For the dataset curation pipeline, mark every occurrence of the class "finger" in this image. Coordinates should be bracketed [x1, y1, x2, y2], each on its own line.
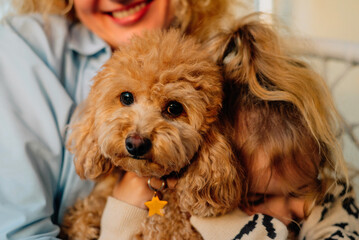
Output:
[166, 178, 178, 189]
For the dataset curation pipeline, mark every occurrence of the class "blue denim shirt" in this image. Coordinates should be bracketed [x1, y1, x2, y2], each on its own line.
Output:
[0, 14, 111, 239]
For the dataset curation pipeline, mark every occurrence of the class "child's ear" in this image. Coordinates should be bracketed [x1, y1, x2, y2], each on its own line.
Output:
[177, 126, 242, 217]
[66, 101, 113, 180]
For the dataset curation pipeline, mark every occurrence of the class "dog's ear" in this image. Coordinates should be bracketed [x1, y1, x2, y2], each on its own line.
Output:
[177, 126, 242, 217]
[66, 101, 113, 180]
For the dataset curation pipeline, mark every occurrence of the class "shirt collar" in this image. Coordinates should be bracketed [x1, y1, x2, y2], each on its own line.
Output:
[68, 22, 110, 56]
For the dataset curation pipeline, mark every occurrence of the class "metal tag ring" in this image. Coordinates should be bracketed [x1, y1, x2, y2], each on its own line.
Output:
[147, 177, 166, 192]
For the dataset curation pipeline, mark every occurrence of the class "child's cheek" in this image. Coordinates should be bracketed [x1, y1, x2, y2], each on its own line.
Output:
[288, 197, 306, 220]
[243, 197, 296, 226]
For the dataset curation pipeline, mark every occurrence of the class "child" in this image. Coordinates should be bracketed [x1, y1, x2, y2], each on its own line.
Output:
[226, 84, 359, 239]
[215, 14, 359, 239]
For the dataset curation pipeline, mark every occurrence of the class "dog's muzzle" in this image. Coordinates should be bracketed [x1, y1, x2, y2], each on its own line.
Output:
[125, 134, 152, 157]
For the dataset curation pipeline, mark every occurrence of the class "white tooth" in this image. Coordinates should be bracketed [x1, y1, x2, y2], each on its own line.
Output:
[124, 10, 131, 17]
[113, 2, 147, 19]
[129, 8, 136, 15]
[113, 11, 124, 18]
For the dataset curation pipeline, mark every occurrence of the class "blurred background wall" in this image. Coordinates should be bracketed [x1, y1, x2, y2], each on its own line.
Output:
[276, 0, 359, 43]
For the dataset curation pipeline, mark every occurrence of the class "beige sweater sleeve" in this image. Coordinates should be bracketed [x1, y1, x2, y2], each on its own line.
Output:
[190, 208, 288, 240]
[99, 197, 288, 240]
[99, 196, 148, 240]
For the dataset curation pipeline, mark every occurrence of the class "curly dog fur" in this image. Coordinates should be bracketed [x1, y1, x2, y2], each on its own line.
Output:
[61, 29, 242, 239]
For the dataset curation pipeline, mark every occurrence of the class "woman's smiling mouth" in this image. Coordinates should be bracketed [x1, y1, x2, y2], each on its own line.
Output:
[108, 0, 154, 26]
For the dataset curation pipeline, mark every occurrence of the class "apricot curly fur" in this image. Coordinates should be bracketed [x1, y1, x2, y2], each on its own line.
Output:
[62, 29, 242, 239]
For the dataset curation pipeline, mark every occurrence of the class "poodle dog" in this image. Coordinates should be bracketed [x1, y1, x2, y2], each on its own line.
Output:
[61, 29, 242, 240]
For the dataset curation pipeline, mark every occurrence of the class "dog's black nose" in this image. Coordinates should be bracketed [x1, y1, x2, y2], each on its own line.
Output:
[125, 134, 152, 157]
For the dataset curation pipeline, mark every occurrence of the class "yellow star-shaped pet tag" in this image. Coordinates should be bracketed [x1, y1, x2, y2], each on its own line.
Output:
[145, 195, 168, 217]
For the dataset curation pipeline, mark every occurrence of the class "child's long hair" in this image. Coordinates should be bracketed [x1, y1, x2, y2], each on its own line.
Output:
[230, 85, 324, 215]
[208, 13, 348, 207]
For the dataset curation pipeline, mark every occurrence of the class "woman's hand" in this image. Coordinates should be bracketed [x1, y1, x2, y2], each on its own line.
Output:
[112, 172, 177, 209]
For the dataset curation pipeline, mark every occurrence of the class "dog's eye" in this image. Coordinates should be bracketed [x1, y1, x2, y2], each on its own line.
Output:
[165, 101, 183, 117]
[120, 92, 134, 106]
